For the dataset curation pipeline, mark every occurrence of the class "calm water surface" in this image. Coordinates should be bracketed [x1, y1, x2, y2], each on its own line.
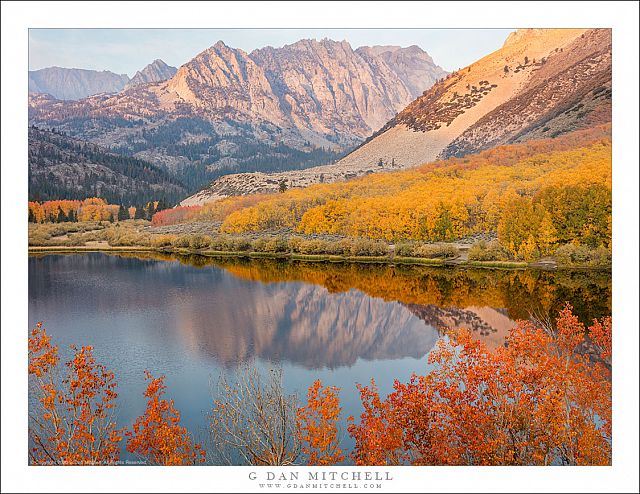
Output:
[28, 252, 611, 460]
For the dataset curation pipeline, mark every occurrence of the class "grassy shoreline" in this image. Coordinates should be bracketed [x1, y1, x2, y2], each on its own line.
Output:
[28, 221, 611, 271]
[28, 245, 156, 252]
[27, 244, 610, 271]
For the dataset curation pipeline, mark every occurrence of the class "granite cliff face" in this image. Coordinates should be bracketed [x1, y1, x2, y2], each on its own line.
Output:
[28, 67, 130, 100]
[184, 29, 611, 205]
[29, 39, 446, 191]
[124, 59, 177, 89]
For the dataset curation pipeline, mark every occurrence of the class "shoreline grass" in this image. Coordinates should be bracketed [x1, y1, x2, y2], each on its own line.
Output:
[28, 246, 156, 253]
[28, 245, 611, 271]
[29, 221, 610, 271]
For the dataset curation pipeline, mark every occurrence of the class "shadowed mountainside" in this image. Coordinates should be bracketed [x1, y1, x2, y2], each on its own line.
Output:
[28, 126, 186, 204]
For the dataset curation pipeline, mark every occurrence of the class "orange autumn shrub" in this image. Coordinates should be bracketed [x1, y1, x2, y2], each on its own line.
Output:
[297, 380, 344, 465]
[76, 198, 116, 222]
[589, 316, 612, 364]
[348, 304, 611, 466]
[126, 371, 206, 465]
[28, 200, 82, 223]
[28, 323, 123, 465]
[151, 205, 202, 226]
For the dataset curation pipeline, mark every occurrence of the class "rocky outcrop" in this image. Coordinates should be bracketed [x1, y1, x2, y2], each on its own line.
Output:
[356, 44, 446, 99]
[28, 66, 130, 100]
[249, 39, 447, 142]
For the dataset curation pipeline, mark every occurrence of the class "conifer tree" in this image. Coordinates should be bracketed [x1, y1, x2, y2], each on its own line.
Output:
[118, 205, 128, 221]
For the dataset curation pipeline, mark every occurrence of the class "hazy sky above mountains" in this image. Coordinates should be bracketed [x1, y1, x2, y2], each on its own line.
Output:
[29, 28, 513, 75]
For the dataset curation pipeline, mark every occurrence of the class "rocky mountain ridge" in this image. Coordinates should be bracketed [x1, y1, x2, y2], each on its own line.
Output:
[124, 59, 177, 89]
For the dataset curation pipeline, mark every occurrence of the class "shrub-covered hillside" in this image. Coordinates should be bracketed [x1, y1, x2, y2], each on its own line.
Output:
[153, 125, 611, 261]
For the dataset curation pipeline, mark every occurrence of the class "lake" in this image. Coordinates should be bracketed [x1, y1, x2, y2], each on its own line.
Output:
[28, 252, 611, 462]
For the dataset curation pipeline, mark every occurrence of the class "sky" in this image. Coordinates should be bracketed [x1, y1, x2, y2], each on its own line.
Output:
[29, 28, 513, 76]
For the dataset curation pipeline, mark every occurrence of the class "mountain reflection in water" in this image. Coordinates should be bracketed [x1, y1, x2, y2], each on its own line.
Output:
[29, 252, 611, 371]
[174, 281, 438, 368]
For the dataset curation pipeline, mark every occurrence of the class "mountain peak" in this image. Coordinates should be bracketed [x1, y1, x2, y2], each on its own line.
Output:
[284, 37, 353, 51]
[150, 58, 169, 67]
[357, 45, 402, 56]
[503, 28, 544, 47]
[357, 44, 432, 61]
[30, 35, 451, 194]
[356, 44, 442, 95]
[125, 59, 177, 89]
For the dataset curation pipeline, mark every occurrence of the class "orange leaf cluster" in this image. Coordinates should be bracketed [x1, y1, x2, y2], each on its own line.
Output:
[28, 197, 121, 223]
[150, 194, 275, 226]
[29, 325, 205, 466]
[151, 205, 201, 226]
[297, 380, 344, 465]
[347, 380, 405, 465]
[125, 371, 206, 465]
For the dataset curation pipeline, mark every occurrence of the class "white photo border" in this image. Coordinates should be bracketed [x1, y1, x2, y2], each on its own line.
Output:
[2, 1, 638, 493]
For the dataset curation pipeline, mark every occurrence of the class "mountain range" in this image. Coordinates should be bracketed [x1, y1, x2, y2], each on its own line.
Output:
[183, 28, 611, 205]
[28, 39, 447, 193]
[28, 59, 177, 100]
